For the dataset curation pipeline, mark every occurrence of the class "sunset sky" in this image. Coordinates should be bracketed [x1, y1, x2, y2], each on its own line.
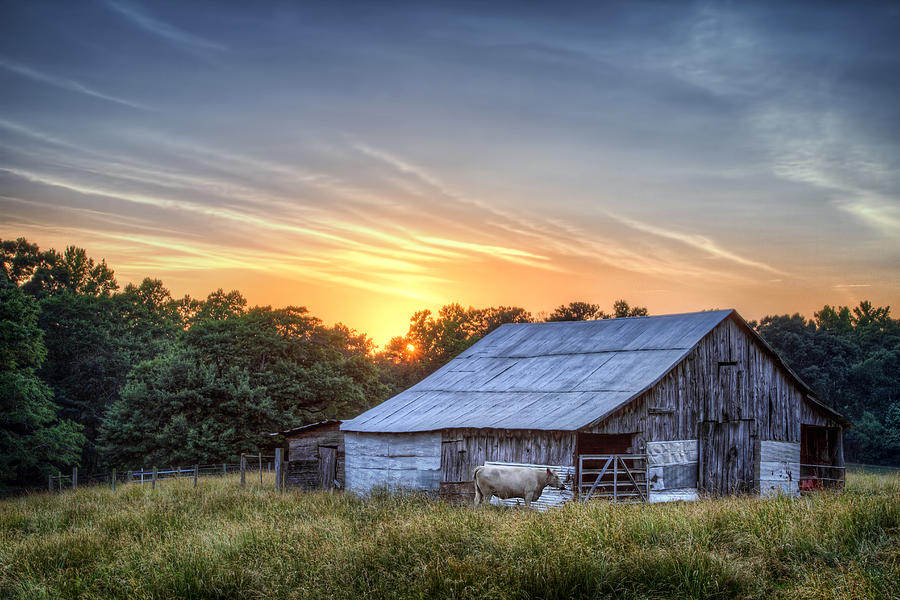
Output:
[2, 1, 899, 346]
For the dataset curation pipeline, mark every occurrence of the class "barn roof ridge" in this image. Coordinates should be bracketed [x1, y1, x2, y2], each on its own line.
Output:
[457, 347, 698, 359]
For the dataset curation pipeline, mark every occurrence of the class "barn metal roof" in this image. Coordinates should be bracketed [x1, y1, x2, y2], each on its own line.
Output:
[342, 310, 736, 433]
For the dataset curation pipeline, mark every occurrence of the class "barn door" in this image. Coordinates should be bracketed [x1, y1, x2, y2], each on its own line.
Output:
[318, 446, 337, 489]
[698, 421, 755, 495]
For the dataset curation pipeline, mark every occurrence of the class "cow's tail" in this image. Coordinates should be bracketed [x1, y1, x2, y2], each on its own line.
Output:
[473, 466, 485, 506]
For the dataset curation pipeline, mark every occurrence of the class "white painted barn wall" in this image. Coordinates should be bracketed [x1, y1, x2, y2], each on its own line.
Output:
[756, 440, 801, 497]
[344, 432, 442, 494]
[646, 440, 699, 503]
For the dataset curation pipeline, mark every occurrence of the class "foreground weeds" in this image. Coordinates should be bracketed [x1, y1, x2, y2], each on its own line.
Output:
[0, 471, 898, 599]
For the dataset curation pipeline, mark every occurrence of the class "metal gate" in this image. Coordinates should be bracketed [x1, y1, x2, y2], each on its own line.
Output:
[578, 454, 648, 502]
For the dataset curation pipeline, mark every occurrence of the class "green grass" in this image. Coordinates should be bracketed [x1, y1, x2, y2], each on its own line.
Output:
[1, 471, 898, 600]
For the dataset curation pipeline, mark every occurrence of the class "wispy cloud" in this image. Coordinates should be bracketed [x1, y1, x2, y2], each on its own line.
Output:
[0, 57, 151, 111]
[836, 196, 900, 235]
[105, 1, 226, 52]
[605, 211, 787, 275]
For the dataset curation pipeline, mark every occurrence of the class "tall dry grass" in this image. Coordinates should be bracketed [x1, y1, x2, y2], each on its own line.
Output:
[1, 470, 897, 599]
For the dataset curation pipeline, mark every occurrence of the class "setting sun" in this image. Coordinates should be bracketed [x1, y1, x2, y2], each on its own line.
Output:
[406, 344, 416, 353]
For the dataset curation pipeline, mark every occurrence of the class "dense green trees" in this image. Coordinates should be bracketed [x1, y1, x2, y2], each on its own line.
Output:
[98, 307, 385, 467]
[0, 286, 84, 490]
[1, 238, 390, 487]
[1, 238, 117, 298]
[547, 299, 649, 321]
[754, 302, 900, 464]
[36, 282, 183, 472]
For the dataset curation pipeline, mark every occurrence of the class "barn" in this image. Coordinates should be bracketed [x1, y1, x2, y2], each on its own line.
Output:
[340, 309, 848, 502]
[272, 420, 345, 490]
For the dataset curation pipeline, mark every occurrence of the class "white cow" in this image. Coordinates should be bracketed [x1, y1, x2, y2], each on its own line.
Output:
[473, 465, 563, 508]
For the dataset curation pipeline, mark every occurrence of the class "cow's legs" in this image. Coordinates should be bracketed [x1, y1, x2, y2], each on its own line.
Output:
[524, 491, 533, 508]
[474, 485, 482, 506]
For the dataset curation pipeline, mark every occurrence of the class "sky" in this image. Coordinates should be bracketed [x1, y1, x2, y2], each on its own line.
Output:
[2, 1, 899, 346]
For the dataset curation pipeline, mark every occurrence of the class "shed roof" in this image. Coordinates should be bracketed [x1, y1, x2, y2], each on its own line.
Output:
[269, 420, 341, 437]
[343, 310, 741, 433]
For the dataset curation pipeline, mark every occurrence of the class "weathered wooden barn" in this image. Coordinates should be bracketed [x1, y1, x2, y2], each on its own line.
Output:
[340, 310, 848, 501]
[275, 420, 345, 490]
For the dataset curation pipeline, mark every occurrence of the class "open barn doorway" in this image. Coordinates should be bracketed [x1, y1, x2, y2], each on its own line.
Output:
[800, 425, 844, 490]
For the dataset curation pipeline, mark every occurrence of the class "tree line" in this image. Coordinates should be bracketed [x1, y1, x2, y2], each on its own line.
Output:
[753, 306, 900, 464]
[1, 237, 897, 491]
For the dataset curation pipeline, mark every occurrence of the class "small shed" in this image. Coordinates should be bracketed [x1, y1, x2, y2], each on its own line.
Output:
[341, 310, 849, 501]
[274, 420, 345, 490]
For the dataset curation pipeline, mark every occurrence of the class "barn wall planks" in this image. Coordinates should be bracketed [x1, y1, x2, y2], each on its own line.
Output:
[593, 316, 842, 445]
[344, 431, 441, 493]
[286, 425, 345, 490]
[440, 429, 575, 483]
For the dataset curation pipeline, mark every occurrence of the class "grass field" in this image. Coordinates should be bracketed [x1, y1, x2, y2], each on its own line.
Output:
[1, 470, 898, 600]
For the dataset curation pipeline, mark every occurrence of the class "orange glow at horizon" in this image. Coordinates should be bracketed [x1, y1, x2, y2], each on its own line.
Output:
[3, 223, 896, 352]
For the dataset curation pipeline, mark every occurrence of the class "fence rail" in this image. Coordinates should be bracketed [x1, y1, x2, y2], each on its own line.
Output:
[800, 463, 846, 490]
[48, 449, 288, 493]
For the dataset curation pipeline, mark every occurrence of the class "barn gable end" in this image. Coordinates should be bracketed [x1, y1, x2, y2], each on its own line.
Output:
[586, 314, 845, 497]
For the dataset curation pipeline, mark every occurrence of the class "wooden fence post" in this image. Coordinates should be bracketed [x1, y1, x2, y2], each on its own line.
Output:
[275, 448, 282, 492]
[152, 466, 158, 490]
[112, 469, 117, 492]
[194, 464, 199, 488]
[176, 466, 180, 479]
[72, 467, 78, 490]
[223, 463, 227, 476]
[258, 454, 263, 488]
[240, 454, 246, 487]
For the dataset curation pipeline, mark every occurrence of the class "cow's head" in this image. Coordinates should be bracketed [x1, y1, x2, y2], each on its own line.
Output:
[545, 468, 563, 490]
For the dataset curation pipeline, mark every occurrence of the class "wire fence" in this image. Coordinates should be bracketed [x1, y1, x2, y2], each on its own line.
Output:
[48, 451, 288, 493]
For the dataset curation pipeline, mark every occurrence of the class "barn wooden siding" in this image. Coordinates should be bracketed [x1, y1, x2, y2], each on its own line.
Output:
[587, 317, 842, 446]
[344, 432, 441, 493]
[440, 428, 575, 483]
[285, 422, 345, 490]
